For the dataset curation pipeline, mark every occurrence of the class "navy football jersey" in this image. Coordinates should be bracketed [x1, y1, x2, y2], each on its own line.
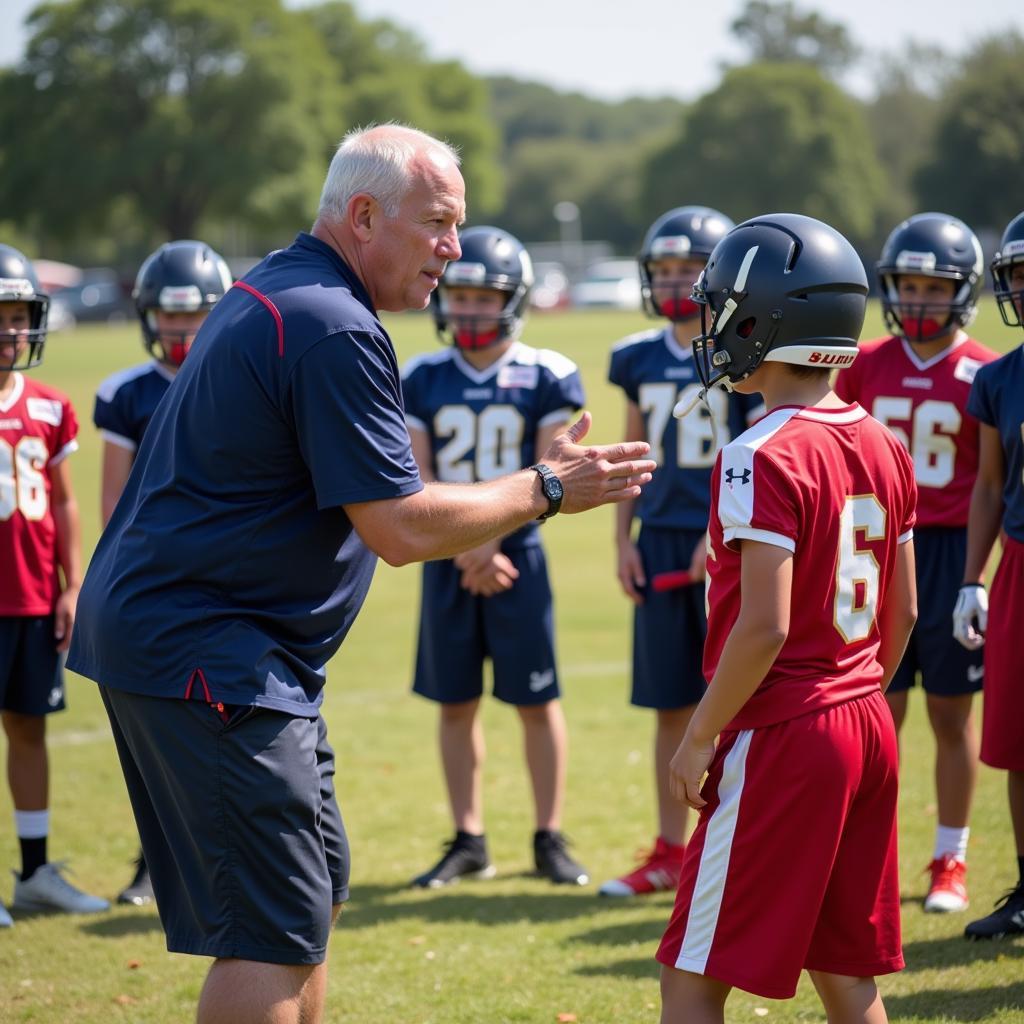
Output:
[608, 327, 761, 530]
[93, 361, 175, 450]
[402, 342, 584, 549]
[968, 344, 1024, 543]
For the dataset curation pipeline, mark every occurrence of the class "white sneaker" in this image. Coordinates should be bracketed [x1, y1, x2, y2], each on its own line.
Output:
[0, 899, 12, 927]
[12, 863, 110, 914]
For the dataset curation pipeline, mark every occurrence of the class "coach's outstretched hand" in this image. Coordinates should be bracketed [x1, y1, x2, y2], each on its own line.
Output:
[540, 412, 655, 514]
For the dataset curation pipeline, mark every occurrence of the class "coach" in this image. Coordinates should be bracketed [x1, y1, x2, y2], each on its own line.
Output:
[68, 124, 653, 1024]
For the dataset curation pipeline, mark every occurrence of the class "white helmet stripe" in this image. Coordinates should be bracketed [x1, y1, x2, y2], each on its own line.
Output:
[734, 245, 759, 292]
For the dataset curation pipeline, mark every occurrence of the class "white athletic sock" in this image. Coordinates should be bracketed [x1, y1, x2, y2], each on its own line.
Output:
[14, 809, 49, 839]
[934, 824, 969, 862]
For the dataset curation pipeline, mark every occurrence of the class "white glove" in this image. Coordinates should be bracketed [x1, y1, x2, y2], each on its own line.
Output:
[953, 584, 988, 650]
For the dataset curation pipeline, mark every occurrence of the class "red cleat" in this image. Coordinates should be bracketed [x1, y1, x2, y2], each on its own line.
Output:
[598, 837, 685, 897]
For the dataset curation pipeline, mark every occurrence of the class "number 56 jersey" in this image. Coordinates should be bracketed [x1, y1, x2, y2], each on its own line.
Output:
[704, 404, 917, 730]
[401, 342, 584, 548]
[0, 373, 79, 615]
[834, 334, 997, 527]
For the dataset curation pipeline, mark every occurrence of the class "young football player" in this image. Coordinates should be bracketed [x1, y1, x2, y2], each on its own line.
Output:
[834, 213, 997, 913]
[954, 210, 1024, 940]
[658, 214, 918, 1024]
[0, 244, 108, 926]
[402, 226, 589, 888]
[601, 207, 763, 897]
[93, 239, 231, 905]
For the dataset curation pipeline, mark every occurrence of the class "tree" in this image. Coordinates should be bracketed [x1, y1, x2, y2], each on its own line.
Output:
[640, 63, 887, 248]
[914, 33, 1024, 232]
[730, 0, 858, 77]
[0, 0, 341, 245]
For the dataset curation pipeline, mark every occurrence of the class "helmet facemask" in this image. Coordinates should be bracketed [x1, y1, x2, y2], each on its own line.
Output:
[992, 240, 1024, 329]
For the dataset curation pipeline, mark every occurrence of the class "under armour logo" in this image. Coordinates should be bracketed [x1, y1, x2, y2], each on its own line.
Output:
[724, 468, 751, 485]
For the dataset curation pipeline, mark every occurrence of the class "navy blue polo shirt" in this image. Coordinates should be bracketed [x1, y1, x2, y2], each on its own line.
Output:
[68, 233, 423, 714]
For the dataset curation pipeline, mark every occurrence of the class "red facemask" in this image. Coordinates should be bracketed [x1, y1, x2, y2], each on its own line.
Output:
[454, 327, 501, 351]
[659, 296, 700, 321]
[900, 316, 945, 341]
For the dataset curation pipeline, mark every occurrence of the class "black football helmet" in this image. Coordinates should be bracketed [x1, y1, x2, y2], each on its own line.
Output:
[640, 206, 734, 322]
[133, 240, 232, 365]
[431, 226, 533, 350]
[0, 244, 49, 371]
[689, 213, 868, 394]
[991, 211, 1024, 329]
[877, 213, 983, 342]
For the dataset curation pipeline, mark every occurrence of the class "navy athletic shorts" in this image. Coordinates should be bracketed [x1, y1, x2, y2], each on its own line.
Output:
[889, 526, 984, 697]
[413, 544, 560, 706]
[0, 615, 65, 715]
[100, 686, 349, 965]
[631, 526, 708, 710]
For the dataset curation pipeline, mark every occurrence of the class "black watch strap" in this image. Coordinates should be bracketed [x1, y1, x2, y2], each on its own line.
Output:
[530, 463, 563, 521]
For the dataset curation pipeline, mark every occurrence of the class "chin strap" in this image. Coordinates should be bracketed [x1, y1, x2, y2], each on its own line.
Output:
[673, 381, 733, 454]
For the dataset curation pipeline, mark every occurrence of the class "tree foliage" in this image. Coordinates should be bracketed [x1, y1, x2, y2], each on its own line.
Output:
[913, 33, 1024, 232]
[729, 0, 858, 76]
[640, 63, 886, 247]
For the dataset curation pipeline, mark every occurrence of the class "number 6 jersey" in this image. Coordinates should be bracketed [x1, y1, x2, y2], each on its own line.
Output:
[704, 403, 917, 730]
[834, 332, 997, 527]
[0, 373, 79, 615]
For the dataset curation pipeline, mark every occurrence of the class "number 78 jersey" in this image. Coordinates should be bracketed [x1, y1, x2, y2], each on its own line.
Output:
[0, 373, 79, 615]
[834, 334, 997, 527]
[704, 404, 917, 731]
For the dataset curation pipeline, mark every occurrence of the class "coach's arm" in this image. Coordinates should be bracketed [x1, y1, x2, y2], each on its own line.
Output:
[345, 412, 654, 567]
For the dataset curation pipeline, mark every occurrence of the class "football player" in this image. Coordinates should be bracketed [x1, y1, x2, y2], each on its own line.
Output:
[0, 245, 108, 926]
[93, 239, 231, 904]
[954, 210, 1024, 940]
[402, 226, 589, 888]
[659, 213, 917, 1023]
[601, 207, 762, 897]
[834, 213, 998, 914]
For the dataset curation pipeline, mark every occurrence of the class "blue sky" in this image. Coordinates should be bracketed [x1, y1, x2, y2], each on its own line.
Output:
[3, 0, 1020, 100]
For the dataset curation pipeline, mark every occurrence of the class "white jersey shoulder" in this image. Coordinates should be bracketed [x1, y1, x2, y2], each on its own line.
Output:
[95, 362, 165, 404]
[513, 343, 578, 380]
[400, 348, 453, 380]
[609, 327, 664, 355]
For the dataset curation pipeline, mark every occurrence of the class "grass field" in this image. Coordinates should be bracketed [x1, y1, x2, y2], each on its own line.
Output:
[1, 303, 1022, 1023]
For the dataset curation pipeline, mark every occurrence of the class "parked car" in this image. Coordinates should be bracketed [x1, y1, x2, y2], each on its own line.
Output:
[569, 259, 642, 310]
[529, 260, 571, 311]
[50, 269, 133, 326]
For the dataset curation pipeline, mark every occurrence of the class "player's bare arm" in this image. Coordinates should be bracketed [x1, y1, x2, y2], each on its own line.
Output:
[669, 540, 792, 809]
[99, 441, 135, 528]
[347, 412, 654, 566]
[614, 400, 647, 603]
[877, 539, 918, 690]
[962, 423, 1006, 585]
[49, 457, 82, 652]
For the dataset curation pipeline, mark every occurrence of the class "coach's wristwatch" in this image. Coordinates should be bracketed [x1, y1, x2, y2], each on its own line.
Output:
[529, 463, 563, 521]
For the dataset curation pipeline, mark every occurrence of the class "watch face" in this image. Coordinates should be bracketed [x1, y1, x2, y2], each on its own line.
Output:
[546, 477, 564, 501]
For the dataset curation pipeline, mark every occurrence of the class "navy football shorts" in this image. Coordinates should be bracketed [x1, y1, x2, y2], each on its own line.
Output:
[101, 686, 349, 965]
[888, 526, 983, 697]
[631, 526, 708, 710]
[413, 544, 560, 706]
[0, 615, 65, 716]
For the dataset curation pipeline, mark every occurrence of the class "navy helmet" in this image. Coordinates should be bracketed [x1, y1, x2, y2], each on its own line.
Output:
[133, 240, 232, 365]
[877, 213, 983, 342]
[431, 226, 533, 350]
[690, 213, 868, 393]
[991, 211, 1024, 329]
[0, 244, 49, 371]
[640, 206, 734, 322]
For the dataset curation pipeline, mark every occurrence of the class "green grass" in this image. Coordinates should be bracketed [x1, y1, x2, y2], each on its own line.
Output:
[1, 305, 1022, 1023]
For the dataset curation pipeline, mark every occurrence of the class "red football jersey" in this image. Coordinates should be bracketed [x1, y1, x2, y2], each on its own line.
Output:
[834, 333, 998, 527]
[704, 404, 917, 730]
[0, 373, 79, 615]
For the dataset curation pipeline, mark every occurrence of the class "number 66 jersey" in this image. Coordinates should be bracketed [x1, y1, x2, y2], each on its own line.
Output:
[704, 404, 917, 730]
[0, 373, 79, 615]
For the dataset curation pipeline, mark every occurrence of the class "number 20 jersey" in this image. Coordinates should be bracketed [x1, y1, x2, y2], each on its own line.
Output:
[401, 342, 585, 548]
[834, 334, 998, 527]
[0, 373, 79, 615]
[705, 404, 917, 730]
[608, 327, 761, 530]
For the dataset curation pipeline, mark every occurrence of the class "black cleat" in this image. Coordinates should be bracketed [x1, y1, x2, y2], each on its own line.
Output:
[964, 884, 1024, 940]
[117, 855, 155, 907]
[411, 833, 495, 889]
[534, 830, 589, 886]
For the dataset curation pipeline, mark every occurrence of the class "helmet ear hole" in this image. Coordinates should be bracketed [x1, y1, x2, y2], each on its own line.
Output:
[737, 317, 756, 339]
